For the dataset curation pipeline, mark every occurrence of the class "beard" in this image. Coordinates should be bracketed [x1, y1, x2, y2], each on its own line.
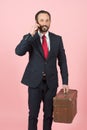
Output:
[39, 25, 49, 33]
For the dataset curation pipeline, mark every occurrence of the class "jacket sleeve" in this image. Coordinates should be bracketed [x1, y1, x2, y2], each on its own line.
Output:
[15, 33, 33, 56]
[57, 36, 68, 85]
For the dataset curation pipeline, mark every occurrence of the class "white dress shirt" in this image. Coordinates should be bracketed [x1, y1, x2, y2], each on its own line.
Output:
[38, 31, 50, 51]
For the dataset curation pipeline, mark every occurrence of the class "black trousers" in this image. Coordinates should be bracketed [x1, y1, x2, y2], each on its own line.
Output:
[28, 80, 57, 130]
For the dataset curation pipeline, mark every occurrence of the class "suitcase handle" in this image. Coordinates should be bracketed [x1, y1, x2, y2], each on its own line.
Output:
[63, 88, 69, 94]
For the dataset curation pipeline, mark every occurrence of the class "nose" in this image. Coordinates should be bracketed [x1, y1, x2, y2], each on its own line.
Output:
[43, 20, 47, 25]
[43, 23, 46, 26]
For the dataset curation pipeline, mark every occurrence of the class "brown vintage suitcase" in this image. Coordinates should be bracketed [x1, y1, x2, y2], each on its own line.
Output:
[53, 89, 77, 123]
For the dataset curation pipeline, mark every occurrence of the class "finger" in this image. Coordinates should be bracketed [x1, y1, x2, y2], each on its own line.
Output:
[66, 87, 69, 93]
[34, 25, 39, 31]
[35, 23, 40, 27]
[63, 88, 66, 94]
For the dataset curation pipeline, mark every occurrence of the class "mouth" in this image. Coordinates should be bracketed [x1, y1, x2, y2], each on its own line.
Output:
[42, 26, 48, 30]
[39, 25, 49, 32]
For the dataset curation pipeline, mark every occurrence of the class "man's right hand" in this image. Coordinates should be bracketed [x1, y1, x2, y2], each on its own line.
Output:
[30, 23, 40, 36]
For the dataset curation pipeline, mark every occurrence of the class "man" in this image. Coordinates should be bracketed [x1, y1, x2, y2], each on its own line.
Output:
[15, 10, 69, 130]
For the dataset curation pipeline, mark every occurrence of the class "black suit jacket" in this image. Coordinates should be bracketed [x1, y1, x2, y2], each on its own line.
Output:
[15, 32, 68, 89]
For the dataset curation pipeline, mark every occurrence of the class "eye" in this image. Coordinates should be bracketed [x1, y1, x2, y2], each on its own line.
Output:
[46, 19, 49, 22]
[40, 19, 44, 22]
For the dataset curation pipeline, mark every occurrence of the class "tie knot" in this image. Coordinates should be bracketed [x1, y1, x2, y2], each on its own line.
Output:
[42, 35, 46, 39]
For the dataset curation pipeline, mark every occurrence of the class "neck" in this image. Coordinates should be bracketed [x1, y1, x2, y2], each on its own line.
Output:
[40, 31, 48, 35]
[41, 32, 47, 35]
[39, 30, 48, 35]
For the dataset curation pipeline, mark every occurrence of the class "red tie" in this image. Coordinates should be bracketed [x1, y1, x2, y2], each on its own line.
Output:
[42, 35, 48, 59]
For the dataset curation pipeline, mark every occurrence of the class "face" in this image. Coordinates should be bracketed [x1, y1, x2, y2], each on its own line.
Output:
[37, 13, 51, 33]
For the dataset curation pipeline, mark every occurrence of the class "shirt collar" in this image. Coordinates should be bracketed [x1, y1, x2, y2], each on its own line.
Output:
[38, 31, 49, 39]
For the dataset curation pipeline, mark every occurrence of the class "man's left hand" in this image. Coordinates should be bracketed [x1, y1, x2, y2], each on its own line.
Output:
[62, 85, 69, 94]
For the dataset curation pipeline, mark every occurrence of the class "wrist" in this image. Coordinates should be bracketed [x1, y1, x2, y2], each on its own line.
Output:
[30, 32, 35, 36]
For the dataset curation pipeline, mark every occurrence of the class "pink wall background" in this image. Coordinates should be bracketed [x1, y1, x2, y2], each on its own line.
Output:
[0, 0, 87, 130]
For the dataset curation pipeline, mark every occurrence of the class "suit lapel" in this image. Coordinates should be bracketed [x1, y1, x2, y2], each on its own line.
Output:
[33, 33, 44, 58]
[47, 32, 54, 60]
